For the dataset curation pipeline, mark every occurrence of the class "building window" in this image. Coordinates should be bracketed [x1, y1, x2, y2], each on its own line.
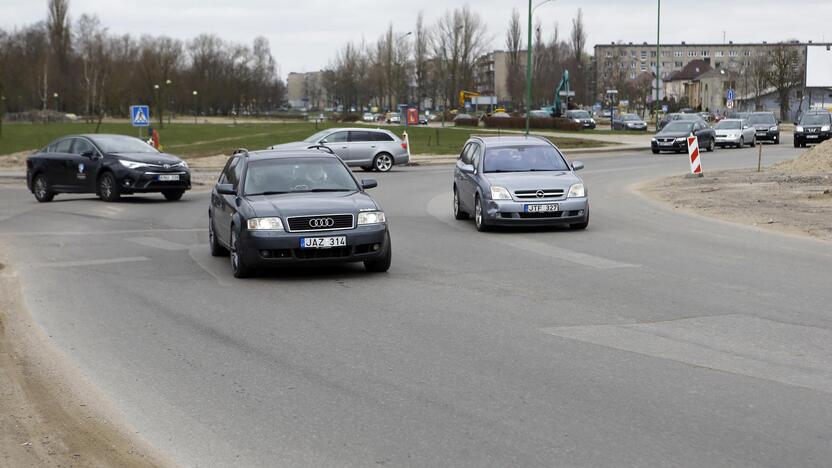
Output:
[688, 51, 697, 57]
[661, 50, 670, 57]
[650, 51, 657, 57]
[701, 50, 709, 57]
[674, 51, 683, 57]
[743, 50, 752, 56]
[631, 50, 637, 57]
[715, 51, 724, 57]
[729, 50, 738, 57]
[630, 72, 636, 79]
[674, 61, 683, 67]
[641, 51, 647, 59]
[641, 63, 647, 72]
[605, 51, 612, 57]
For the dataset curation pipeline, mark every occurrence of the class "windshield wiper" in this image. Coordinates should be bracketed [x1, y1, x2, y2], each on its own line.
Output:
[307, 188, 353, 192]
[247, 191, 288, 196]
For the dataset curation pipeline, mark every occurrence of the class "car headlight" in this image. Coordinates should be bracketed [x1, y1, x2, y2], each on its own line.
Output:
[490, 186, 512, 200]
[590, 118, 596, 123]
[769, 126, 778, 131]
[119, 159, 149, 169]
[246, 217, 284, 231]
[651, 137, 657, 142]
[822, 125, 831, 132]
[357, 211, 386, 225]
[573, 118, 581, 123]
[796, 126, 804, 132]
[567, 183, 586, 198]
[174, 161, 188, 169]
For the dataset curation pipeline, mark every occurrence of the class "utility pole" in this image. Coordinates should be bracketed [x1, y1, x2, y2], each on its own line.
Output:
[525, 0, 533, 136]
[654, 0, 661, 131]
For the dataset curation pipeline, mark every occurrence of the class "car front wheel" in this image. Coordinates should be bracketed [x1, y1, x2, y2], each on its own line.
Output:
[230, 229, 253, 278]
[209, 216, 229, 257]
[364, 232, 392, 273]
[163, 190, 185, 201]
[474, 196, 490, 232]
[453, 187, 469, 220]
[32, 174, 55, 202]
[98, 172, 121, 202]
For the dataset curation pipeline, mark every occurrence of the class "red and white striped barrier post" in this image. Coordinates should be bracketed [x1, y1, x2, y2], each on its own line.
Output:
[402, 131, 411, 159]
[687, 133, 703, 177]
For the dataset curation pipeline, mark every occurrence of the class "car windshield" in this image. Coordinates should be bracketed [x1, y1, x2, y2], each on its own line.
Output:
[244, 158, 359, 195]
[623, 115, 640, 121]
[749, 113, 776, 125]
[571, 111, 590, 118]
[663, 122, 695, 133]
[800, 114, 831, 125]
[90, 135, 159, 153]
[677, 114, 700, 121]
[715, 120, 742, 129]
[483, 145, 569, 173]
[303, 130, 330, 143]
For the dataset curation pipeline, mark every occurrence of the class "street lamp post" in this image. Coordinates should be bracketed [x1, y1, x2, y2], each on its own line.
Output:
[154, 84, 163, 129]
[654, 0, 661, 130]
[192, 90, 198, 124]
[165, 79, 172, 126]
[53, 92, 59, 122]
[525, 0, 554, 136]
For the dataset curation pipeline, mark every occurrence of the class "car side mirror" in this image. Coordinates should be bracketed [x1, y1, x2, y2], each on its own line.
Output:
[361, 179, 378, 190]
[459, 163, 474, 174]
[216, 183, 236, 195]
[571, 161, 584, 171]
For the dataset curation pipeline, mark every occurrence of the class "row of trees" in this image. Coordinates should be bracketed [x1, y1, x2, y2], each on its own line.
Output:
[0, 0, 287, 131]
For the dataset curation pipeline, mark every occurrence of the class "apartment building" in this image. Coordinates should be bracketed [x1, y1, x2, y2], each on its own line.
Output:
[287, 71, 327, 110]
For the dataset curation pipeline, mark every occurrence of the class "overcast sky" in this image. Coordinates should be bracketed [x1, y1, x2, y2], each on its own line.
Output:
[2, 0, 831, 78]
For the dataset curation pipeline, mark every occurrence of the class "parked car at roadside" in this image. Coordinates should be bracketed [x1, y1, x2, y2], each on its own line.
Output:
[269, 128, 408, 172]
[26, 134, 191, 202]
[714, 119, 756, 148]
[651, 120, 716, 154]
[208, 148, 391, 278]
[794, 111, 832, 147]
[564, 109, 596, 129]
[362, 112, 376, 122]
[452, 135, 589, 232]
[746, 112, 780, 144]
[612, 113, 647, 131]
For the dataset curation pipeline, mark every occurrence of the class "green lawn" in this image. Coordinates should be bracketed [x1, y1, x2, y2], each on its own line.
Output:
[0, 121, 610, 158]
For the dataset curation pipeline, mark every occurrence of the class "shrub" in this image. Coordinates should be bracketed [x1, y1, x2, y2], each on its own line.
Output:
[483, 116, 582, 131]
[339, 113, 361, 123]
[453, 117, 479, 127]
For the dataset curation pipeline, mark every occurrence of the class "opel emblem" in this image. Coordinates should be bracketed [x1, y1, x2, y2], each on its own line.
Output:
[535, 190, 545, 198]
[309, 218, 335, 228]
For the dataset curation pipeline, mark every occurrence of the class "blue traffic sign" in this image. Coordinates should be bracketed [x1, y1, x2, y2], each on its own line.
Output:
[130, 105, 150, 127]
[727, 88, 735, 101]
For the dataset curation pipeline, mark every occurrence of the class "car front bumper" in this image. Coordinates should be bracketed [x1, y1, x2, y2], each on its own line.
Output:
[794, 132, 831, 144]
[114, 167, 192, 193]
[652, 140, 687, 152]
[754, 129, 780, 141]
[239, 224, 389, 265]
[483, 198, 589, 226]
[715, 135, 742, 145]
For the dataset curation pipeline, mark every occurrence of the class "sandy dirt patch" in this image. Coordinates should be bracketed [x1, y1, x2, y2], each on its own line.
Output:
[640, 141, 832, 241]
[0, 252, 173, 467]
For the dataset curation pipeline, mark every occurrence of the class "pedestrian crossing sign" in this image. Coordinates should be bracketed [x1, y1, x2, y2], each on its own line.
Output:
[130, 105, 150, 127]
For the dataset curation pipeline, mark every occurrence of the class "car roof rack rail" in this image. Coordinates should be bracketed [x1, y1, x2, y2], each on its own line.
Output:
[306, 144, 336, 155]
[232, 148, 249, 157]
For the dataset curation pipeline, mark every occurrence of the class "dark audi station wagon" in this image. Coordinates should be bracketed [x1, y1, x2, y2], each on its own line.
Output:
[208, 148, 391, 278]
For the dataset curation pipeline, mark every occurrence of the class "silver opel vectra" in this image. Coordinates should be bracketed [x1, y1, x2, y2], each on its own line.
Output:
[452, 135, 589, 232]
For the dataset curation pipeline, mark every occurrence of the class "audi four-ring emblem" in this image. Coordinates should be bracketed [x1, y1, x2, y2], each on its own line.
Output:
[309, 217, 335, 228]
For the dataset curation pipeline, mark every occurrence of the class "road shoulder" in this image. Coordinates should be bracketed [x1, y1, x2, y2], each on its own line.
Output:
[0, 249, 173, 467]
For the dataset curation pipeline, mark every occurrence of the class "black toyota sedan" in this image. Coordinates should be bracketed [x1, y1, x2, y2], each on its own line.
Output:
[208, 148, 391, 278]
[26, 134, 191, 202]
[651, 120, 716, 154]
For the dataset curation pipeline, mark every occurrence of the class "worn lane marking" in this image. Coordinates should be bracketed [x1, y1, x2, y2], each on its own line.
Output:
[0, 228, 203, 237]
[27, 256, 150, 268]
[127, 237, 193, 251]
[427, 191, 638, 269]
[542, 314, 832, 394]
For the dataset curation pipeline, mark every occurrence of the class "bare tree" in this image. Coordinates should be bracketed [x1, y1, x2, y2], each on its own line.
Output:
[47, 0, 71, 110]
[569, 8, 587, 103]
[765, 44, 803, 120]
[76, 14, 106, 120]
[414, 11, 429, 110]
[505, 8, 524, 107]
[432, 6, 488, 109]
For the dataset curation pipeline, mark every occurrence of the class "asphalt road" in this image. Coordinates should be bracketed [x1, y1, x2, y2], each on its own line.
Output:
[1, 144, 831, 467]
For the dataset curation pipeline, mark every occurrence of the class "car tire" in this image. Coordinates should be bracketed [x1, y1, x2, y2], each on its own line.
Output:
[453, 187, 469, 220]
[364, 232, 392, 273]
[162, 190, 185, 201]
[32, 174, 55, 202]
[230, 229, 253, 278]
[706, 138, 715, 152]
[373, 153, 394, 172]
[793, 140, 799, 148]
[98, 171, 121, 202]
[651, 148, 660, 154]
[209, 216, 229, 257]
[738, 137, 744, 149]
[570, 209, 590, 230]
[749, 137, 756, 148]
[474, 196, 490, 232]
[774, 137, 780, 144]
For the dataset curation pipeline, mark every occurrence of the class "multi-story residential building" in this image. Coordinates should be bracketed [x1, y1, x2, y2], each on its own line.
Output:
[287, 71, 327, 110]
[475, 50, 524, 106]
[594, 40, 811, 102]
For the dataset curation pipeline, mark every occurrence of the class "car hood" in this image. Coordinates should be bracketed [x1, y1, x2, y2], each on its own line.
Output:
[245, 191, 378, 218]
[752, 124, 775, 130]
[109, 152, 183, 164]
[483, 171, 580, 191]
[715, 129, 741, 136]
[655, 130, 692, 138]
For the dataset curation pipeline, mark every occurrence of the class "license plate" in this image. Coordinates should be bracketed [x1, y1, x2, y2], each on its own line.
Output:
[158, 174, 179, 181]
[807, 135, 818, 139]
[659, 142, 673, 146]
[300, 236, 346, 249]
[525, 204, 559, 213]
[756, 132, 766, 136]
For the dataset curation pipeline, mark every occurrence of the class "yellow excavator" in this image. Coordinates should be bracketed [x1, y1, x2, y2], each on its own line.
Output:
[458, 90, 480, 109]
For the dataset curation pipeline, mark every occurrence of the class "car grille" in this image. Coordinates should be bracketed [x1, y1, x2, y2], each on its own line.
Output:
[806, 127, 820, 133]
[514, 189, 565, 199]
[286, 214, 354, 232]
[657, 137, 676, 143]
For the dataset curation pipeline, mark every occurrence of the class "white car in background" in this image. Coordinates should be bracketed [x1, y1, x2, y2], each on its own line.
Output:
[714, 119, 756, 148]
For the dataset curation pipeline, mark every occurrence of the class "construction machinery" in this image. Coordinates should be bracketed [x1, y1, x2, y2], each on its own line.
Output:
[458, 90, 480, 109]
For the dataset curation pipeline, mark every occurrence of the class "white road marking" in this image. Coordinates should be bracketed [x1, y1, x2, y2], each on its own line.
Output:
[427, 191, 638, 269]
[127, 237, 193, 251]
[0, 228, 203, 237]
[542, 314, 832, 394]
[27, 256, 149, 268]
